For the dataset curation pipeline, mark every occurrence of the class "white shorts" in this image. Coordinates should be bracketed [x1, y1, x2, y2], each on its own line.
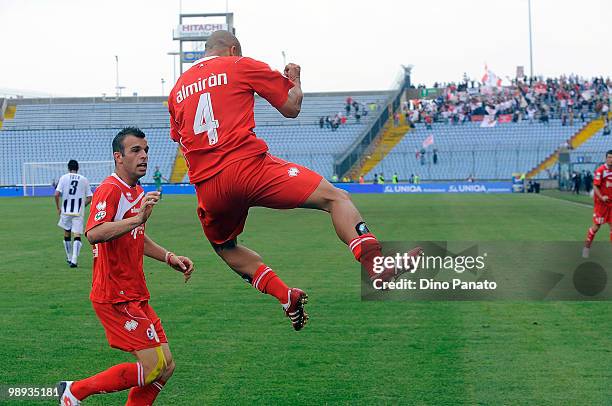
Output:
[58, 214, 84, 234]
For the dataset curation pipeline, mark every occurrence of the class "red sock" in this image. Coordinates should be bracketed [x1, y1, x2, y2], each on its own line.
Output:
[585, 227, 597, 248]
[71, 362, 142, 401]
[126, 379, 166, 406]
[349, 233, 381, 278]
[252, 265, 290, 305]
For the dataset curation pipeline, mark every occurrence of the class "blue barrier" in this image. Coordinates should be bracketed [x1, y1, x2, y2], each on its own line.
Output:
[1, 181, 512, 197]
[335, 182, 513, 194]
[0, 187, 22, 197]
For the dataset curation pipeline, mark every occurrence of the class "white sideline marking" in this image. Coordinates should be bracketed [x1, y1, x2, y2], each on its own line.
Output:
[535, 193, 592, 209]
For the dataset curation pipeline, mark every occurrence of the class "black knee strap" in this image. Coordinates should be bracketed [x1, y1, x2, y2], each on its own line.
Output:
[210, 239, 253, 284]
[210, 238, 237, 254]
[74, 237, 81, 241]
[355, 222, 370, 236]
[64, 236, 71, 242]
[234, 270, 253, 284]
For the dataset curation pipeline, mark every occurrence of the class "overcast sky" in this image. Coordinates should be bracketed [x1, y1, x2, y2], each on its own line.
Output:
[1, 0, 610, 98]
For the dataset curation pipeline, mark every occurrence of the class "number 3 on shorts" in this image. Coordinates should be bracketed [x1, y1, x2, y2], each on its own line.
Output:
[193, 92, 220, 145]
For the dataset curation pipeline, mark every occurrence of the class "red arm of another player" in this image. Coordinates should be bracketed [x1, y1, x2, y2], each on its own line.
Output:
[86, 192, 159, 244]
[86, 216, 143, 244]
[143, 233, 194, 283]
[593, 185, 608, 202]
[277, 64, 303, 118]
[237, 57, 301, 118]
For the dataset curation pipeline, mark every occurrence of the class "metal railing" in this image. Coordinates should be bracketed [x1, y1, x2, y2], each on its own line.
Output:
[333, 75, 408, 177]
[360, 148, 558, 181]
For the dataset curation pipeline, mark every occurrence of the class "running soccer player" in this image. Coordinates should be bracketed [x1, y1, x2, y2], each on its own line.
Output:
[58, 128, 195, 406]
[167, 30, 421, 331]
[583, 150, 612, 258]
[54, 159, 93, 267]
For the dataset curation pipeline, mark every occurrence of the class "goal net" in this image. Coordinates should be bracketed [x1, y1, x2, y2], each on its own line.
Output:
[22, 160, 114, 196]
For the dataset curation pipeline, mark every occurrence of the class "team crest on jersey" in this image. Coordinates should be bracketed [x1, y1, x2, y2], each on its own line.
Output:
[126, 192, 133, 200]
[146, 324, 160, 342]
[96, 201, 107, 211]
[124, 320, 138, 332]
[95, 211, 106, 221]
[288, 167, 300, 177]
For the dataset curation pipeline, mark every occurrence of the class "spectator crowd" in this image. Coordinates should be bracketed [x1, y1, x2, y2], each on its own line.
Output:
[405, 75, 611, 128]
[318, 96, 379, 131]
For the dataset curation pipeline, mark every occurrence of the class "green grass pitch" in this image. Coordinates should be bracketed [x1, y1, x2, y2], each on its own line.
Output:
[0, 193, 610, 405]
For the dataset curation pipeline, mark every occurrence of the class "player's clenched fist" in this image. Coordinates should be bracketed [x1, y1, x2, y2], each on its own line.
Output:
[284, 63, 300, 82]
[137, 191, 160, 224]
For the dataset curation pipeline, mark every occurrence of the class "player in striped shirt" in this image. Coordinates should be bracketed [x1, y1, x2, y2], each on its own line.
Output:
[54, 159, 93, 268]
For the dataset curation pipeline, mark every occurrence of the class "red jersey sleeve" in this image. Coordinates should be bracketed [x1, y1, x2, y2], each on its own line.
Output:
[235, 57, 294, 109]
[86, 183, 121, 233]
[594, 167, 603, 187]
[168, 95, 181, 142]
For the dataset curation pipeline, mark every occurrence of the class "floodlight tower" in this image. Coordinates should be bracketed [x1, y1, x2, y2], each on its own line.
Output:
[114, 55, 125, 97]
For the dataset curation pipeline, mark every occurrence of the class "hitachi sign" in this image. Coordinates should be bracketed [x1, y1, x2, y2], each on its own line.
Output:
[180, 24, 225, 31]
[175, 23, 228, 38]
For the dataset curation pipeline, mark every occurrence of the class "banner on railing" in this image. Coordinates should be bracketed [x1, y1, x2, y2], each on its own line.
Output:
[2, 182, 513, 197]
[335, 182, 513, 194]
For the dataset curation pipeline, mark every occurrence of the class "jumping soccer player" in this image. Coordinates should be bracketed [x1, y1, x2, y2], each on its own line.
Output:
[167, 30, 421, 331]
[54, 159, 93, 267]
[583, 150, 612, 258]
[58, 128, 194, 406]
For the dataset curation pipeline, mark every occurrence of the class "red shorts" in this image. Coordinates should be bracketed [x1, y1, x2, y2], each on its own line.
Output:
[92, 300, 167, 352]
[593, 201, 612, 225]
[195, 153, 323, 244]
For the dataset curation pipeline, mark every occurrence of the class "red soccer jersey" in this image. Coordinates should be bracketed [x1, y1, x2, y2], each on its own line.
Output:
[168, 56, 295, 184]
[593, 164, 612, 203]
[85, 174, 148, 303]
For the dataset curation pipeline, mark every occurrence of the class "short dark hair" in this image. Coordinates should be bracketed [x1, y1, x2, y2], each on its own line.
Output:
[67, 159, 79, 171]
[112, 127, 146, 156]
[607, 150, 612, 157]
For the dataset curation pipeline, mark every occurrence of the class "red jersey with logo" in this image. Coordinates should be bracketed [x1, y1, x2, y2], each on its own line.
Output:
[85, 174, 148, 303]
[593, 164, 612, 204]
[167, 56, 295, 184]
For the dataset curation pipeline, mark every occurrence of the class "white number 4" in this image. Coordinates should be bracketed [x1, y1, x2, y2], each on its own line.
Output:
[193, 92, 219, 145]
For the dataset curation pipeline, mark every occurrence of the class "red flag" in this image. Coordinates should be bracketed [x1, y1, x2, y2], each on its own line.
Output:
[498, 114, 512, 123]
[422, 134, 434, 148]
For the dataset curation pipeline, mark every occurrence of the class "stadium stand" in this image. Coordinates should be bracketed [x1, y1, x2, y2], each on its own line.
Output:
[0, 92, 389, 186]
[369, 120, 578, 180]
[0, 128, 175, 186]
[363, 75, 611, 181]
[3, 75, 608, 185]
[570, 118, 612, 165]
